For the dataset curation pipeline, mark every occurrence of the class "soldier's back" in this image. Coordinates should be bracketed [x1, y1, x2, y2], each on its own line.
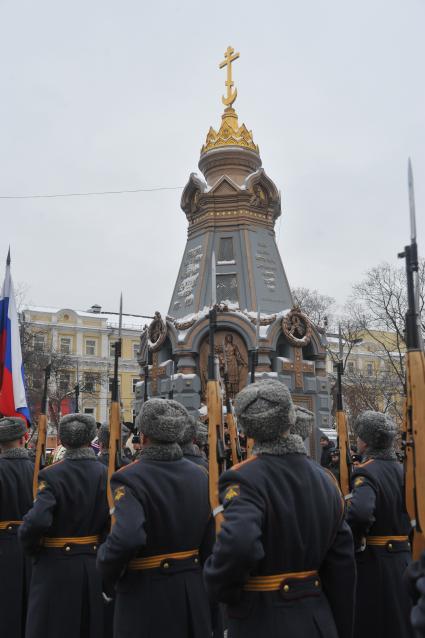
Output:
[347, 458, 413, 638]
[98, 455, 213, 638]
[20, 450, 109, 638]
[0, 450, 33, 638]
[205, 453, 355, 638]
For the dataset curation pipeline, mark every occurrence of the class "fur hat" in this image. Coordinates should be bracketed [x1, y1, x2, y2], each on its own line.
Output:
[98, 423, 130, 449]
[292, 406, 314, 441]
[234, 380, 295, 442]
[354, 410, 398, 451]
[195, 421, 208, 447]
[98, 423, 110, 448]
[136, 398, 188, 443]
[179, 415, 206, 446]
[178, 416, 197, 445]
[59, 413, 97, 449]
[0, 416, 27, 443]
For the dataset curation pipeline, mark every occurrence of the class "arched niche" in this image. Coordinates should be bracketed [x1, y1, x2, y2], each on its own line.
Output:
[198, 328, 249, 401]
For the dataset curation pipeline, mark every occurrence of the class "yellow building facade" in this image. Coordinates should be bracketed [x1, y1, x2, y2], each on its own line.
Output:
[326, 329, 405, 423]
[22, 304, 145, 425]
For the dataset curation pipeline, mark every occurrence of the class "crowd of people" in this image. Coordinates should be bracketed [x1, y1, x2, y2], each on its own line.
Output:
[1, 379, 425, 637]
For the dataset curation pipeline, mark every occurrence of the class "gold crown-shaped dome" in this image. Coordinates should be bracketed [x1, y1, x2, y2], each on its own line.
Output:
[201, 106, 259, 155]
[201, 47, 259, 155]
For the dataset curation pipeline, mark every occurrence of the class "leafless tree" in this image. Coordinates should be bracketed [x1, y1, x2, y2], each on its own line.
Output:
[19, 315, 107, 428]
[342, 366, 403, 425]
[350, 260, 425, 391]
[292, 287, 335, 329]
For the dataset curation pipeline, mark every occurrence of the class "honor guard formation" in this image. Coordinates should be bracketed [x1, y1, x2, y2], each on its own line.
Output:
[1, 47, 425, 638]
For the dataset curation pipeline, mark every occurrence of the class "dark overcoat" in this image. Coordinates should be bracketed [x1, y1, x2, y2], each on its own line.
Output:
[97, 452, 130, 469]
[97, 454, 214, 638]
[204, 453, 356, 638]
[19, 454, 109, 638]
[346, 458, 413, 638]
[183, 451, 209, 469]
[0, 451, 33, 638]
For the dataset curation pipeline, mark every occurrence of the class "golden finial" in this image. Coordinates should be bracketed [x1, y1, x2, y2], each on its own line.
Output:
[219, 46, 240, 107]
[200, 47, 259, 155]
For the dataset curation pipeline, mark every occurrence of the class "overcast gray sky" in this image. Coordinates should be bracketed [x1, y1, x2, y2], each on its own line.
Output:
[1, 0, 424, 317]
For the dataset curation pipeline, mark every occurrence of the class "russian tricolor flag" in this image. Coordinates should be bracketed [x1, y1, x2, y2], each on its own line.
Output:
[0, 250, 30, 424]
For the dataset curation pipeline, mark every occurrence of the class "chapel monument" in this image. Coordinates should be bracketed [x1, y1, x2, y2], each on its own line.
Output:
[136, 47, 331, 457]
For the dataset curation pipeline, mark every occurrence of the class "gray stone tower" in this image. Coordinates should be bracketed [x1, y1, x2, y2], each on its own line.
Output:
[136, 48, 331, 458]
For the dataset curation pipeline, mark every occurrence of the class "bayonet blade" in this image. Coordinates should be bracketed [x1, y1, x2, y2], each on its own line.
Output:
[118, 293, 123, 338]
[408, 158, 417, 243]
[256, 308, 260, 349]
[211, 250, 217, 307]
[338, 323, 343, 361]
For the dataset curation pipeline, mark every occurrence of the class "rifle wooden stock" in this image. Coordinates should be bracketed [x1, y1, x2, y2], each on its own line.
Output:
[405, 350, 425, 558]
[226, 410, 239, 466]
[246, 438, 254, 458]
[207, 379, 224, 533]
[32, 414, 47, 499]
[336, 409, 351, 497]
[107, 400, 121, 523]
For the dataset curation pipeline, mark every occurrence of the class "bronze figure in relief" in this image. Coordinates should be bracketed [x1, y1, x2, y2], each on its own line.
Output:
[282, 309, 312, 348]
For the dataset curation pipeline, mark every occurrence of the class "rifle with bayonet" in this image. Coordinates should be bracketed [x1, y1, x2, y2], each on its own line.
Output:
[107, 294, 123, 523]
[222, 340, 242, 466]
[207, 251, 225, 532]
[335, 325, 352, 496]
[32, 363, 51, 498]
[398, 159, 425, 560]
[246, 309, 260, 458]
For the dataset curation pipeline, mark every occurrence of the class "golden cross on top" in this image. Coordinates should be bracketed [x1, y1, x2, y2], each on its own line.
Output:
[219, 46, 240, 107]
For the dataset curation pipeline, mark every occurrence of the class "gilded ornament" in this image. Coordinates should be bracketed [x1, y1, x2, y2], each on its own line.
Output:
[201, 47, 259, 155]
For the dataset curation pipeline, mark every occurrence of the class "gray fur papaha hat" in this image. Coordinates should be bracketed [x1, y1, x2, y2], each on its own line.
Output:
[195, 421, 208, 447]
[354, 410, 398, 451]
[99, 423, 129, 449]
[98, 423, 109, 448]
[0, 416, 27, 443]
[292, 405, 314, 442]
[178, 415, 198, 445]
[137, 398, 188, 443]
[234, 379, 295, 442]
[59, 413, 97, 449]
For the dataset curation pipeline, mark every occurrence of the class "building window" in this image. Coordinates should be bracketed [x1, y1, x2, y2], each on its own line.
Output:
[32, 374, 43, 390]
[347, 361, 354, 374]
[218, 237, 234, 262]
[59, 372, 71, 391]
[60, 337, 72, 355]
[83, 373, 96, 393]
[84, 407, 95, 415]
[133, 343, 139, 359]
[132, 378, 139, 393]
[109, 377, 121, 393]
[33, 334, 45, 353]
[85, 339, 96, 356]
[216, 274, 238, 304]
[367, 363, 373, 376]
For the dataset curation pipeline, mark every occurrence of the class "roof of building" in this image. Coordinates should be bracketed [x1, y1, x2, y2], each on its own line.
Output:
[23, 305, 147, 331]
